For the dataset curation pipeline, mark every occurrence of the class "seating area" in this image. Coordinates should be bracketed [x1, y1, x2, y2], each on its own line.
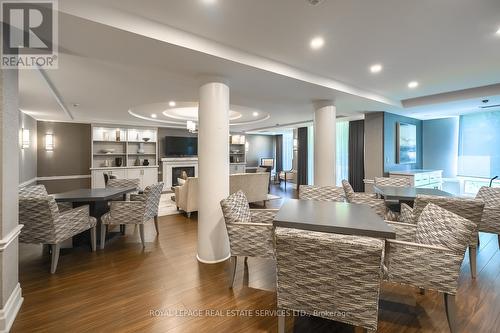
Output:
[2, 2, 500, 333]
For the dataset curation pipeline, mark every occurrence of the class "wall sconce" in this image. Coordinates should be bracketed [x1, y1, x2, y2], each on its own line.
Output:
[293, 138, 298, 151]
[45, 133, 54, 151]
[22, 128, 30, 149]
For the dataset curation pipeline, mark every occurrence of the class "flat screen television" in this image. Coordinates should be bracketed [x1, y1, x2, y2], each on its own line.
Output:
[165, 136, 198, 157]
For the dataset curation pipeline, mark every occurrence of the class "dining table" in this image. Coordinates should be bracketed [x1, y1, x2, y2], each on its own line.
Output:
[53, 186, 137, 244]
[273, 199, 396, 239]
[373, 185, 453, 201]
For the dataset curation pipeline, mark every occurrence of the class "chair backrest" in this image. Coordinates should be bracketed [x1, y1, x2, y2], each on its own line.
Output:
[19, 184, 48, 197]
[103, 173, 117, 185]
[220, 190, 251, 224]
[349, 196, 387, 218]
[413, 195, 484, 227]
[374, 177, 411, 187]
[476, 186, 500, 208]
[19, 196, 59, 244]
[275, 227, 384, 331]
[298, 185, 345, 202]
[142, 182, 164, 220]
[229, 173, 269, 203]
[341, 179, 355, 201]
[106, 178, 140, 191]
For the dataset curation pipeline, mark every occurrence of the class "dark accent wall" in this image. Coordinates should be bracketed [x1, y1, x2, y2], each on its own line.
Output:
[364, 112, 384, 190]
[37, 122, 91, 193]
[245, 134, 274, 167]
[19, 112, 37, 185]
[383, 112, 423, 174]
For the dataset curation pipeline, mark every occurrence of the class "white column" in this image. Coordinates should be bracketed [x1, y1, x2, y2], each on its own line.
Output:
[197, 81, 231, 263]
[313, 102, 336, 186]
[0, 69, 24, 332]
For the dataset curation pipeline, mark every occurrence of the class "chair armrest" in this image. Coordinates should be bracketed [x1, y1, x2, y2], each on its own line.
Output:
[55, 205, 96, 241]
[385, 221, 417, 242]
[384, 239, 464, 294]
[250, 209, 279, 224]
[225, 222, 274, 258]
[130, 194, 146, 202]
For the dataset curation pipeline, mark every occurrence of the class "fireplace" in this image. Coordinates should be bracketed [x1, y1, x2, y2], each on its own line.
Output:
[172, 166, 195, 186]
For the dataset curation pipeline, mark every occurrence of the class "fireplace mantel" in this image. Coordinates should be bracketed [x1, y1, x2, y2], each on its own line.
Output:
[161, 157, 198, 190]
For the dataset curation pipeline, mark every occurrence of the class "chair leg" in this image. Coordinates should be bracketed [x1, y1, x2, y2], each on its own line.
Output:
[139, 224, 145, 248]
[154, 216, 159, 234]
[42, 244, 50, 256]
[90, 226, 96, 252]
[278, 314, 285, 333]
[50, 244, 60, 274]
[120, 224, 126, 235]
[100, 224, 107, 250]
[444, 293, 458, 333]
[229, 256, 237, 289]
[419, 288, 425, 295]
[187, 212, 191, 218]
[469, 246, 477, 279]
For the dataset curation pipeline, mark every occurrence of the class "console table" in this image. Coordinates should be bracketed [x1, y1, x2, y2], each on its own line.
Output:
[389, 169, 443, 189]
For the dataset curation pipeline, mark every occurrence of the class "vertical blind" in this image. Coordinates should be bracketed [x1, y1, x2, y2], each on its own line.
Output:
[458, 110, 500, 178]
[336, 121, 349, 186]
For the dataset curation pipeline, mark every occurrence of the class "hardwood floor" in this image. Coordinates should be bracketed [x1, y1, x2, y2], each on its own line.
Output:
[12, 184, 500, 332]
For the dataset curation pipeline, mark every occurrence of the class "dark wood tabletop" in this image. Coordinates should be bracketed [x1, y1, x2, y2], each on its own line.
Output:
[373, 185, 453, 201]
[273, 199, 396, 239]
[52, 187, 137, 202]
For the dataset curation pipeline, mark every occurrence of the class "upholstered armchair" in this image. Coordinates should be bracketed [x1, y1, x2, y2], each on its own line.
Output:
[475, 186, 500, 249]
[279, 169, 297, 189]
[19, 196, 97, 273]
[174, 177, 198, 218]
[384, 203, 476, 333]
[220, 190, 278, 288]
[298, 185, 346, 202]
[398, 194, 484, 278]
[19, 184, 72, 212]
[106, 178, 141, 190]
[374, 176, 412, 187]
[341, 179, 377, 201]
[275, 227, 384, 332]
[100, 182, 163, 249]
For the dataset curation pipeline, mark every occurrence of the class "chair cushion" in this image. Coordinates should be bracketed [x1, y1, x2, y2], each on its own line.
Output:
[415, 203, 476, 253]
[220, 190, 251, 224]
[341, 179, 355, 200]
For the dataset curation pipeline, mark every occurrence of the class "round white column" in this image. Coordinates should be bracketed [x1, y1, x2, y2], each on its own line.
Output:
[314, 102, 336, 186]
[197, 81, 231, 263]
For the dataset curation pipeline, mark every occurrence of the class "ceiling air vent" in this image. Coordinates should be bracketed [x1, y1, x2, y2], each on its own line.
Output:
[307, 0, 324, 5]
[480, 104, 500, 109]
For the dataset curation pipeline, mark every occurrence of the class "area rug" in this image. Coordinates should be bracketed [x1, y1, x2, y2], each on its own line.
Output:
[158, 193, 180, 216]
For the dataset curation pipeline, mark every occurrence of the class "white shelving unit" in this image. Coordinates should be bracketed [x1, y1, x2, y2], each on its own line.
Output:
[229, 134, 246, 174]
[90, 125, 159, 189]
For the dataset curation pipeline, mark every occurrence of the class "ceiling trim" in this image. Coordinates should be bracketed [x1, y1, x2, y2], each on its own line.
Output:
[37, 68, 74, 120]
[59, 1, 402, 108]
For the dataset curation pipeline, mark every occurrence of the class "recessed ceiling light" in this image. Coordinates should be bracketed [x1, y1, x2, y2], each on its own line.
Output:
[408, 81, 419, 89]
[252, 112, 259, 117]
[310, 36, 325, 50]
[201, 0, 217, 4]
[72, 103, 79, 107]
[369, 64, 383, 73]
[151, 114, 157, 118]
[169, 101, 176, 107]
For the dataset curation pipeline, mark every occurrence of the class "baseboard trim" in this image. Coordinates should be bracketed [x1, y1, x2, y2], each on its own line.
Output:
[196, 253, 231, 264]
[0, 283, 23, 333]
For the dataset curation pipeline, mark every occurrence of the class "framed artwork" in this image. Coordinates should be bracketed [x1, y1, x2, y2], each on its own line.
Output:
[397, 122, 417, 164]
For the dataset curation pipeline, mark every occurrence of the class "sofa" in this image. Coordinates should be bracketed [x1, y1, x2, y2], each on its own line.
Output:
[174, 172, 270, 217]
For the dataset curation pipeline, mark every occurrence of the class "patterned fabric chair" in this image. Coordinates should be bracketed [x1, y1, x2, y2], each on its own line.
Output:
[298, 185, 346, 202]
[344, 192, 395, 221]
[100, 182, 163, 249]
[19, 184, 72, 212]
[384, 203, 476, 333]
[399, 195, 484, 279]
[106, 178, 141, 190]
[341, 179, 377, 201]
[475, 186, 500, 249]
[19, 195, 97, 273]
[220, 190, 278, 288]
[275, 227, 384, 332]
[374, 177, 412, 187]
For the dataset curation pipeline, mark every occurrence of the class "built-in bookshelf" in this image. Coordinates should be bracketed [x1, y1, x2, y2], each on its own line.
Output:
[91, 125, 158, 168]
[229, 134, 246, 174]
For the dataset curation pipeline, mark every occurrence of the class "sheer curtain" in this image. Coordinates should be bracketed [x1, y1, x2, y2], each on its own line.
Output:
[307, 125, 314, 185]
[336, 121, 349, 186]
[282, 130, 294, 171]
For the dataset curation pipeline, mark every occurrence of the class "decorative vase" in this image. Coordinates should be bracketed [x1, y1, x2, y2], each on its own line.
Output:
[138, 142, 145, 154]
[115, 129, 121, 141]
[142, 159, 149, 166]
[115, 157, 123, 167]
[135, 157, 141, 166]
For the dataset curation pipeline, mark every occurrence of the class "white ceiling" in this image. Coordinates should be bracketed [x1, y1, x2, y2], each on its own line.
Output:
[19, 0, 500, 129]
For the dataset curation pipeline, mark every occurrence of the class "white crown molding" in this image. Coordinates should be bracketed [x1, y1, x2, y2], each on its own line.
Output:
[0, 283, 23, 333]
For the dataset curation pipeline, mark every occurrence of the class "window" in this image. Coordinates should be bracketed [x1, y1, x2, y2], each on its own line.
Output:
[282, 130, 293, 171]
[458, 110, 500, 178]
[336, 121, 349, 186]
